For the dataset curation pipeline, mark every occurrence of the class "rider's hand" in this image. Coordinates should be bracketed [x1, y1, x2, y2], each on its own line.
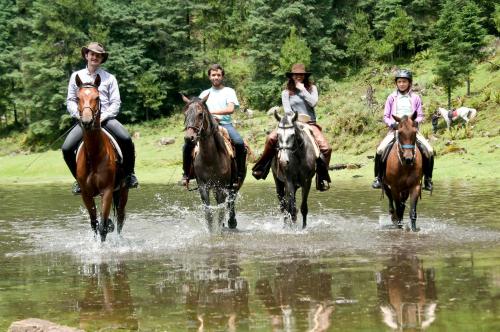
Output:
[295, 82, 305, 90]
[390, 122, 399, 130]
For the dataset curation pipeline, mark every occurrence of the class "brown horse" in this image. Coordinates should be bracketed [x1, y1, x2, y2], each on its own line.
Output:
[75, 74, 128, 241]
[383, 112, 423, 232]
[182, 94, 245, 231]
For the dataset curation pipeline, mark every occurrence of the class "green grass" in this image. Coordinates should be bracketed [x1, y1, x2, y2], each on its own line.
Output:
[1, 46, 499, 185]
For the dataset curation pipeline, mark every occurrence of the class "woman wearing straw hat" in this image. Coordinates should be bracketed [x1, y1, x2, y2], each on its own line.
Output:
[62, 42, 139, 194]
[252, 63, 332, 191]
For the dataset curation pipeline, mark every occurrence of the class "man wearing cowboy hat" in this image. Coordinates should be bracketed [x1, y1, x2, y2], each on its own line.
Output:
[62, 42, 139, 194]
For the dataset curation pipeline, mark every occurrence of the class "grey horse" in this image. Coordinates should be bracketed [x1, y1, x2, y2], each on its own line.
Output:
[182, 95, 245, 231]
[272, 110, 317, 228]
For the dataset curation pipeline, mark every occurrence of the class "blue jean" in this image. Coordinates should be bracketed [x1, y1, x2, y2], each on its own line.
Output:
[220, 123, 244, 148]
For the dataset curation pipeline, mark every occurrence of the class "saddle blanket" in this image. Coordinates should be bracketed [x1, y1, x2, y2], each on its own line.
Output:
[76, 128, 123, 163]
[297, 122, 321, 158]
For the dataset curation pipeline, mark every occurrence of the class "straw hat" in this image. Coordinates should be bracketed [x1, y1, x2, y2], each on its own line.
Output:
[286, 63, 311, 78]
[81, 42, 109, 63]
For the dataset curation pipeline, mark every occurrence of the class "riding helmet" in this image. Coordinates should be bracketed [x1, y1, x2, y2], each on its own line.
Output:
[395, 69, 413, 83]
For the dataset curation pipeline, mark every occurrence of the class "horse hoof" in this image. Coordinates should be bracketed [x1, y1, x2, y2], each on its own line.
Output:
[107, 219, 115, 233]
[228, 220, 237, 229]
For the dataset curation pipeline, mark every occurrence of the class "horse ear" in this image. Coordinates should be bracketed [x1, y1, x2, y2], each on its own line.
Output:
[201, 92, 210, 104]
[291, 111, 298, 122]
[392, 115, 401, 123]
[180, 93, 190, 104]
[94, 74, 101, 88]
[274, 109, 282, 122]
[75, 74, 83, 88]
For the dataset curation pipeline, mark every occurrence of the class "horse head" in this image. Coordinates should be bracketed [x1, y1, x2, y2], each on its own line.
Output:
[393, 112, 418, 166]
[182, 93, 211, 144]
[76, 74, 101, 130]
[275, 110, 299, 167]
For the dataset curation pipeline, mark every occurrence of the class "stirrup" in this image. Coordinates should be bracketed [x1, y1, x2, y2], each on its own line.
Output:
[252, 169, 265, 180]
[317, 179, 330, 192]
[423, 178, 433, 191]
[72, 181, 81, 195]
[372, 178, 382, 189]
[126, 174, 139, 189]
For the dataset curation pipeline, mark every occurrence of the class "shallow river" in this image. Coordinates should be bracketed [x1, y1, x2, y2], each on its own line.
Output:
[0, 180, 499, 331]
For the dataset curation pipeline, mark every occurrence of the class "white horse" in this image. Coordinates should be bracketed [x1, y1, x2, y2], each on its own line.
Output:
[432, 107, 477, 131]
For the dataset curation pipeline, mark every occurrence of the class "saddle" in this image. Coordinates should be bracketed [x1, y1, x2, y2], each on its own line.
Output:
[296, 122, 321, 159]
[448, 109, 458, 121]
[76, 128, 123, 164]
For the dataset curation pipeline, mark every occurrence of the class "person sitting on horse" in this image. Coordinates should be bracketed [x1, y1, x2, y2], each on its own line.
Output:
[371, 69, 434, 191]
[252, 63, 332, 191]
[181, 64, 247, 188]
[62, 42, 139, 194]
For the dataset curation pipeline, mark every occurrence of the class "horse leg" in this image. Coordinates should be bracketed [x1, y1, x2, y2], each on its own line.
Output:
[286, 182, 297, 224]
[274, 176, 286, 213]
[215, 188, 227, 229]
[98, 189, 114, 242]
[409, 187, 419, 232]
[81, 194, 98, 234]
[384, 185, 397, 225]
[226, 189, 238, 229]
[199, 186, 213, 232]
[115, 187, 129, 235]
[301, 179, 312, 229]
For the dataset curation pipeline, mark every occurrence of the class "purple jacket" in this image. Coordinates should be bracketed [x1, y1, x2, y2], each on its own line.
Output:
[384, 90, 424, 127]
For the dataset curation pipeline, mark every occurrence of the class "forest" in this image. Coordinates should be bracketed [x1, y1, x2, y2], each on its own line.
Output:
[0, 0, 498, 147]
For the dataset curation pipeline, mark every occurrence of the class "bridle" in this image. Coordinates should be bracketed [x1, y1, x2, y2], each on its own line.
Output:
[78, 83, 101, 129]
[277, 122, 303, 155]
[184, 102, 214, 141]
[395, 128, 416, 166]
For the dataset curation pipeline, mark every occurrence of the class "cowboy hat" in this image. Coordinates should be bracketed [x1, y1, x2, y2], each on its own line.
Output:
[81, 42, 109, 63]
[286, 63, 311, 78]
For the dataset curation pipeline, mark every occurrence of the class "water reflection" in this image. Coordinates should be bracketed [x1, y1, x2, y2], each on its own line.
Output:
[255, 259, 334, 332]
[182, 253, 250, 331]
[376, 250, 437, 331]
[78, 262, 138, 331]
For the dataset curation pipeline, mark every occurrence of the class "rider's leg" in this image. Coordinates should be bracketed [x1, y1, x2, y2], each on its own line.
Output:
[221, 124, 246, 186]
[372, 131, 394, 189]
[61, 124, 83, 194]
[252, 130, 278, 180]
[417, 132, 434, 191]
[103, 119, 138, 188]
[182, 141, 195, 186]
[309, 124, 332, 191]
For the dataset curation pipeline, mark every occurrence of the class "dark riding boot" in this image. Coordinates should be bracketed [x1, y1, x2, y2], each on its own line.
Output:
[315, 154, 331, 192]
[252, 138, 277, 180]
[233, 146, 247, 189]
[181, 142, 195, 187]
[124, 142, 139, 189]
[372, 154, 383, 189]
[63, 150, 81, 194]
[423, 154, 434, 191]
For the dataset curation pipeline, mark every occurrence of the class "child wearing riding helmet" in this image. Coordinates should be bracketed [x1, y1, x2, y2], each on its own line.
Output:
[371, 69, 434, 191]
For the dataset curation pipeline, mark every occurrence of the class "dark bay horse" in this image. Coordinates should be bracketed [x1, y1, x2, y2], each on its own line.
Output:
[75, 74, 128, 241]
[272, 110, 316, 228]
[182, 95, 245, 231]
[383, 112, 423, 231]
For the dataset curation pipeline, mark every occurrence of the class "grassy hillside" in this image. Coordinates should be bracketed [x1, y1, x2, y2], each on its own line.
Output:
[1, 46, 499, 185]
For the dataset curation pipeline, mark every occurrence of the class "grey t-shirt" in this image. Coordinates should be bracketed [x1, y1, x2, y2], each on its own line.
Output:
[281, 85, 318, 122]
